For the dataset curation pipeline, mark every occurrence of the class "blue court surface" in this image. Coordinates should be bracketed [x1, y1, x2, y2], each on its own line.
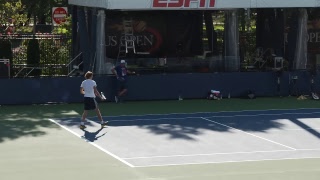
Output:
[49, 108, 320, 167]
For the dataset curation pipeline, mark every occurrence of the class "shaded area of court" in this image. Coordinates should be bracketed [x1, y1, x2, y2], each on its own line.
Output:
[52, 109, 320, 167]
[1, 99, 320, 180]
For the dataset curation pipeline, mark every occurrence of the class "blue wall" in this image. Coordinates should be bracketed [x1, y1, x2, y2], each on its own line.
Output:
[0, 71, 316, 105]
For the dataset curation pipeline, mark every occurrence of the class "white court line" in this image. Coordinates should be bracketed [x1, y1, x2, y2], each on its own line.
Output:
[133, 157, 320, 168]
[269, 128, 320, 131]
[106, 111, 320, 122]
[48, 118, 134, 168]
[51, 110, 320, 168]
[88, 108, 320, 118]
[123, 149, 320, 160]
[200, 117, 297, 150]
[49, 117, 320, 131]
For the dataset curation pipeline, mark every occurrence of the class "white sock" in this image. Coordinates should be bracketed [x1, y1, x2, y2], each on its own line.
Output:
[81, 122, 85, 125]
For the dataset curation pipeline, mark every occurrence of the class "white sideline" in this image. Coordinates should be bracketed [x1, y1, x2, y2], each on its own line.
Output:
[201, 117, 296, 150]
[48, 118, 134, 167]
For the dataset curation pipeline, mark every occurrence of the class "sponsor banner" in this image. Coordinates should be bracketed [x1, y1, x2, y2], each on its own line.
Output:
[105, 11, 202, 58]
[284, 17, 320, 53]
[105, 11, 166, 58]
[306, 18, 320, 53]
[284, 12, 320, 68]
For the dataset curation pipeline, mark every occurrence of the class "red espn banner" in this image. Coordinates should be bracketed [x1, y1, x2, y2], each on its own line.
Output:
[152, 0, 215, 8]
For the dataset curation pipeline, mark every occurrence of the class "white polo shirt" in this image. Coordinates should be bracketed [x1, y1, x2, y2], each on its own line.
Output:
[80, 79, 97, 98]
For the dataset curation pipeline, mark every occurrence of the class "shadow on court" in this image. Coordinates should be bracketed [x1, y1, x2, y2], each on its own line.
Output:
[0, 119, 57, 143]
[81, 128, 107, 142]
[2, 101, 320, 143]
[0, 104, 81, 143]
[51, 116, 285, 141]
[289, 118, 320, 139]
[106, 118, 282, 140]
[97, 112, 320, 141]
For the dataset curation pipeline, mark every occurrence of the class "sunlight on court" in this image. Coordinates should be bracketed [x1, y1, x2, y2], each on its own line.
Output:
[49, 109, 320, 167]
[60, 110, 80, 115]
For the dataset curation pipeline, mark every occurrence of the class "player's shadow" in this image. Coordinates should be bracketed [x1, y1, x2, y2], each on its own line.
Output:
[81, 128, 106, 142]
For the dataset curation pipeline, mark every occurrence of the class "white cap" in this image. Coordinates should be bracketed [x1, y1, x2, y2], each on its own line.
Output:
[120, 60, 126, 64]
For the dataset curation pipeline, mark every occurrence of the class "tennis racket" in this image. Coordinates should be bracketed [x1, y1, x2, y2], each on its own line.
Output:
[101, 92, 106, 100]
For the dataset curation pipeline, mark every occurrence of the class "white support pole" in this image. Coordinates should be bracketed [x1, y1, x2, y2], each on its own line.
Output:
[294, 8, 308, 70]
[224, 9, 240, 72]
[95, 9, 106, 74]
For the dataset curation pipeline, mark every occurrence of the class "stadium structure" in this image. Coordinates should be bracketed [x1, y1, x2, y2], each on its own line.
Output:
[1, 0, 320, 105]
[68, 0, 320, 74]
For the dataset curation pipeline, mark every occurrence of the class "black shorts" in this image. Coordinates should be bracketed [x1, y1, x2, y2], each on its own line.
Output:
[83, 97, 97, 110]
[117, 79, 128, 91]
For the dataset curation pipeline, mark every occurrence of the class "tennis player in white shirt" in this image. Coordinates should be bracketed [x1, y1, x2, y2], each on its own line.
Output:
[80, 71, 107, 129]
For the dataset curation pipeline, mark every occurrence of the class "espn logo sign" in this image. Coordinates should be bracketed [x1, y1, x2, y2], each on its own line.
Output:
[152, 0, 216, 8]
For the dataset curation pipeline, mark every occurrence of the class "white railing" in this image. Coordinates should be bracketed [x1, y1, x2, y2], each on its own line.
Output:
[66, 52, 83, 76]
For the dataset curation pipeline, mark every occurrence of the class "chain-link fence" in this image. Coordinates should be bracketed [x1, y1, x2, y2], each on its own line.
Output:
[0, 34, 71, 78]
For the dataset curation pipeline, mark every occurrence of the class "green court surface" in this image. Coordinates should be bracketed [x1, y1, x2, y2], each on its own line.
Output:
[1, 97, 320, 180]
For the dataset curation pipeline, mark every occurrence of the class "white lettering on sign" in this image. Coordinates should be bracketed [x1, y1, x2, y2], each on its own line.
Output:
[52, 7, 68, 25]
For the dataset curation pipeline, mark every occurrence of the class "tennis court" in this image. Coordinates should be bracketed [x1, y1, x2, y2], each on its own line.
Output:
[1, 98, 320, 180]
[50, 109, 320, 168]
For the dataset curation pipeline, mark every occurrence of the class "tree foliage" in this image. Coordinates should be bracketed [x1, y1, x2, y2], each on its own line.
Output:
[53, 16, 72, 36]
[21, 0, 68, 24]
[0, 0, 72, 77]
[0, 0, 28, 33]
[0, 0, 70, 33]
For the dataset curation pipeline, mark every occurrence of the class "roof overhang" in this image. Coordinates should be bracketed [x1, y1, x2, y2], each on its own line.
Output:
[68, 0, 320, 10]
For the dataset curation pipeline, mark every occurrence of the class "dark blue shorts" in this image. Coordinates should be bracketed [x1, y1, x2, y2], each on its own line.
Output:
[117, 78, 128, 91]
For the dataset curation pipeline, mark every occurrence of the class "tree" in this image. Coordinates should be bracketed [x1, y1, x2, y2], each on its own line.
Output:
[0, 0, 28, 33]
[21, 0, 68, 26]
[53, 16, 71, 36]
[1, 0, 70, 33]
